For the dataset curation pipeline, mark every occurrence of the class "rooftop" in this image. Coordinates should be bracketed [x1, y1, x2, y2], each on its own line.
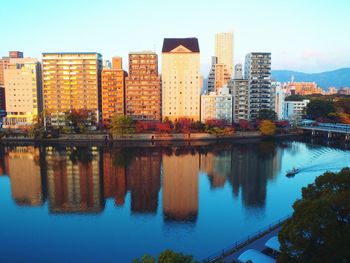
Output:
[162, 38, 200, 53]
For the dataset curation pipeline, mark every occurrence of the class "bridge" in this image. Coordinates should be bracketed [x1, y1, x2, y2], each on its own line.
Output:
[299, 122, 350, 140]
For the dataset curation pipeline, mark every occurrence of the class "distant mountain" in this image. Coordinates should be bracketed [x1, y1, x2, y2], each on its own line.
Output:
[271, 68, 350, 90]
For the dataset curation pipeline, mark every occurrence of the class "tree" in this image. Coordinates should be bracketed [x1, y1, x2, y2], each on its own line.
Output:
[257, 109, 277, 121]
[238, 119, 252, 131]
[285, 95, 305, 101]
[132, 249, 196, 263]
[306, 100, 336, 120]
[110, 115, 135, 136]
[158, 249, 196, 263]
[278, 168, 350, 263]
[259, 120, 276, 136]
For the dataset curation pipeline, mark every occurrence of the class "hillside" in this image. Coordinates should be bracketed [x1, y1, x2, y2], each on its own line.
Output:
[271, 68, 350, 89]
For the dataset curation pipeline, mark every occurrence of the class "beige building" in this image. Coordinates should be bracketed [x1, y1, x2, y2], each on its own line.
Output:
[42, 52, 102, 126]
[215, 32, 234, 77]
[162, 38, 201, 121]
[3, 57, 42, 128]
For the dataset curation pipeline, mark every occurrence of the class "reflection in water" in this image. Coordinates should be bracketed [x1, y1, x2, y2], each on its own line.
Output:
[46, 147, 104, 213]
[0, 142, 285, 220]
[6, 146, 43, 206]
[163, 148, 199, 222]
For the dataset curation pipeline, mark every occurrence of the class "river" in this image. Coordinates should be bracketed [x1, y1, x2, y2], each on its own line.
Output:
[0, 139, 349, 262]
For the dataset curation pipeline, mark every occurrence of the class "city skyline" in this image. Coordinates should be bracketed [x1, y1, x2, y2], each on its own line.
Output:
[1, 0, 349, 74]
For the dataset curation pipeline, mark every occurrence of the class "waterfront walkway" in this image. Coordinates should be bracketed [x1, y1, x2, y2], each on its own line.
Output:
[222, 227, 281, 263]
[205, 216, 289, 263]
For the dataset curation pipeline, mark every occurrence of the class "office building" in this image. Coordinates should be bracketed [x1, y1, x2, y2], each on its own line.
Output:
[42, 52, 102, 126]
[125, 51, 161, 121]
[201, 86, 233, 123]
[207, 56, 231, 93]
[162, 38, 201, 121]
[284, 99, 310, 124]
[3, 57, 42, 128]
[101, 57, 126, 124]
[245, 52, 272, 120]
[215, 32, 234, 77]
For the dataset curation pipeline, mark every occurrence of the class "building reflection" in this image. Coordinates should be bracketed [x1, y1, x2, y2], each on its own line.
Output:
[162, 147, 199, 222]
[228, 142, 279, 209]
[199, 148, 232, 188]
[46, 147, 104, 213]
[1, 142, 282, 220]
[5, 146, 43, 206]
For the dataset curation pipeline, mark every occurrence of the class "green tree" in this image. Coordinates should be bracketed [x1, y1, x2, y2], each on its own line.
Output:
[110, 115, 135, 136]
[278, 168, 350, 263]
[132, 254, 156, 263]
[306, 100, 336, 120]
[285, 95, 305, 101]
[132, 249, 196, 263]
[257, 109, 277, 121]
[158, 249, 196, 263]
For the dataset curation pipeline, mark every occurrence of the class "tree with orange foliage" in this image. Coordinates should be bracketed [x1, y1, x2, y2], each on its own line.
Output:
[259, 120, 276, 136]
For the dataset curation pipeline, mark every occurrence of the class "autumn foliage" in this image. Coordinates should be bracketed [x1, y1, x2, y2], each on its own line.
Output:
[259, 120, 276, 136]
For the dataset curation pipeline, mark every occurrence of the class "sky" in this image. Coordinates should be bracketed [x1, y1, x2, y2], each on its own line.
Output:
[1, 0, 349, 75]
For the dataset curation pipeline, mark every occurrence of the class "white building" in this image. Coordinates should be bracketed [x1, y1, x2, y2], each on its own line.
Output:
[201, 86, 233, 123]
[284, 99, 310, 124]
[272, 81, 285, 120]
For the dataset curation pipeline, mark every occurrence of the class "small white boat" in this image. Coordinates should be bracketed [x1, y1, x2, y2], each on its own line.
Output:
[286, 168, 300, 177]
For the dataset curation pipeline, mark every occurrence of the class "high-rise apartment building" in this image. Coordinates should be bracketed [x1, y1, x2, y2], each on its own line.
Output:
[215, 32, 234, 77]
[162, 38, 201, 121]
[101, 57, 126, 124]
[3, 57, 42, 128]
[125, 52, 161, 121]
[228, 78, 250, 122]
[42, 52, 102, 126]
[244, 52, 272, 120]
[201, 86, 233, 123]
[207, 56, 231, 93]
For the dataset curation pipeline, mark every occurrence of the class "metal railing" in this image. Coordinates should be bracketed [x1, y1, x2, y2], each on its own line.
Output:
[204, 215, 291, 262]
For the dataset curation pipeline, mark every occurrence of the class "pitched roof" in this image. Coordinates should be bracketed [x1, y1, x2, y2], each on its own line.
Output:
[162, 38, 200, 53]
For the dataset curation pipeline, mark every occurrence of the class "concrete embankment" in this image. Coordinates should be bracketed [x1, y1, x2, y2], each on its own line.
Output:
[0, 131, 304, 146]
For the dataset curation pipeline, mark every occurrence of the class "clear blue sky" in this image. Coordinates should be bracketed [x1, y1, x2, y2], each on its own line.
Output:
[1, 0, 349, 74]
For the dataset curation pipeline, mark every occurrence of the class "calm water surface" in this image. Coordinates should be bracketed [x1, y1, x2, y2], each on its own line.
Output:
[0, 139, 349, 262]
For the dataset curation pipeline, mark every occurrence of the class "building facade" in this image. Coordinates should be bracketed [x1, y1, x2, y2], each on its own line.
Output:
[215, 32, 234, 77]
[245, 52, 272, 120]
[207, 56, 231, 93]
[284, 99, 310, 124]
[273, 82, 285, 120]
[3, 57, 42, 128]
[101, 57, 126, 124]
[228, 78, 250, 122]
[125, 51, 161, 121]
[42, 52, 102, 126]
[201, 86, 233, 123]
[162, 38, 201, 121]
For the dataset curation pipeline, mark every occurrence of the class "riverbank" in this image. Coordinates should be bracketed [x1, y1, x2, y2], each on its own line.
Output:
[0, 130, 304, 146]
